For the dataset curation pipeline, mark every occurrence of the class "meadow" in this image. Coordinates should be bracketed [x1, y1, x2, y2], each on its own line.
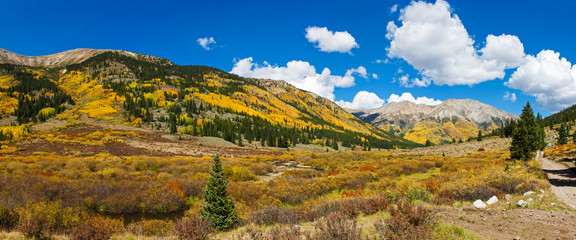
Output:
[0, 135, 557, 239]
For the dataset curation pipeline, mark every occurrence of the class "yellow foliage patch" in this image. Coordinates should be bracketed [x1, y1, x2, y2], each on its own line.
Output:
[0, 75, 15, 89]
[194, 92, 265, 119]
[0, 92, 17, 116]
[404, 120, 444, 144]
[0, 125, 30, 140]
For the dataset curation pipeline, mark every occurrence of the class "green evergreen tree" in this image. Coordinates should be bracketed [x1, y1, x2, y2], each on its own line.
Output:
[510, 102, 544, 160]
[558, 122, 568, 145]
[477, 130, 483, 142]
[200, 155, 238, 231]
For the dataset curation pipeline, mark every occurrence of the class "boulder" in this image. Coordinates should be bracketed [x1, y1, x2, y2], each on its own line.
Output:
[517, 200, 528, 207]
[523, 191, 535, 197]
[486, 195, 498, 205]
[473, 199, 487, 208]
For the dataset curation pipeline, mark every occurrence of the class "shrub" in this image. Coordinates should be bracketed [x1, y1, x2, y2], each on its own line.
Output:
[174, 216, 213, 240]
[267, 225, 310, 240]
[248, 205, 301, 225]
[434, 190, 455, 206]
[313, 213, 362, 240]
[406, 187, 431, 202]
[70, 215, 121, 240]
[127, 219, 174, 237]
[357, 196, 390, 215]
[239, 225, 310, 240]
[376, 202, 434, 240]
[0, 205, 19, 231]
[18, 202, 82, 240]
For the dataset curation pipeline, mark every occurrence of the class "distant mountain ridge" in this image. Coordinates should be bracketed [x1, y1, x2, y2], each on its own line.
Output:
[0, 48, 170, 67]
[353, 99, 519, 144]
[0, 48, 418, 149]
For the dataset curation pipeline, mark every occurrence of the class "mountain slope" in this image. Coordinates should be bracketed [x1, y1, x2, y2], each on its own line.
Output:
[353, 99, 518, 144]
[542, 103, 576, 128]
[0, 49, 419, 149]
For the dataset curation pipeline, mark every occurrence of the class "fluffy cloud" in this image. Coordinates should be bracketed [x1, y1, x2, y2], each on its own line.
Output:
[197, 37, 216, 50]
[398, 75, 431, 88]
[231, 57, 366, 100]
[390, 4, 398, 13]
[503, 91, 517, 102]
[481, 34, 525, 68]
[506, 50, 576, 111]
[347, 66, 368, 79]
[336, 91, 385, 110]
[305, 26, 359, 54]
[387, 92, 443, 105]
[386, 0, 524, 86]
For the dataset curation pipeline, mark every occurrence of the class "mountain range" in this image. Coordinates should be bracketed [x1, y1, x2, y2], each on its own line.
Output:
[0, 48, 518, 148]
[0, 48, 416, 149]
[352, 99, 519, 144]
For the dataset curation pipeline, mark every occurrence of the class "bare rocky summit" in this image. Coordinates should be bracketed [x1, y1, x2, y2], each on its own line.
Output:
[0, 48, 172, 67]
[354, 99, 518, 130]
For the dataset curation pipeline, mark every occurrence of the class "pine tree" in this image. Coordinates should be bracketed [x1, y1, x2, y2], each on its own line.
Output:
[477, 130, 483, 142]
[558, 122, 568, 145]
[200, 155, 238, 231]
[510, 102, 544, 160]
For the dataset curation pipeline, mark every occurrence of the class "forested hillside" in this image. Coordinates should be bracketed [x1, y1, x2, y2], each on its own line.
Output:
[0, 49, 419, 149]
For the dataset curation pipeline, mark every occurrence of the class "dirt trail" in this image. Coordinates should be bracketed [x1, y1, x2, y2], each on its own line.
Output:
[542, 158, 576, 209]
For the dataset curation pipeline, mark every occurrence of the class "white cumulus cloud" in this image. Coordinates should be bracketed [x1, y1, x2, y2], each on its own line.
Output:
[231, 57, 364, 100]
[197, 37, 216, 50]
[305, 26, 359, 54]
[347, 66, 368, 79]
[506, 50, 576, 111]
[336, 91, 385, 110]
[387, 92, 443, 105]
[503, 91, 517, 102]
[386, 0, 525, 86]
[481, 34, 525, 68]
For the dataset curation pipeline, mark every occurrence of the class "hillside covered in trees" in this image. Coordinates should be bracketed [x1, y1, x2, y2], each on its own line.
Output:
[0, 49, 419, 149]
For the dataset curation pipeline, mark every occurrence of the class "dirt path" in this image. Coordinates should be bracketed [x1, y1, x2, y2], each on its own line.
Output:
[542, 158, 576, 209]
[439, 208, 576, 240]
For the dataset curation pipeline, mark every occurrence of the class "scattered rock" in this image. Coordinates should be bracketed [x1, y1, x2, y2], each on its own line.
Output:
[518, 200, 528, 208]
[474, 199, 487, 209]
[514, 236, 521, 240]
[551, 202, 556, 206]
[539, 189, 545, 194]
[527, 198, 533, 202]
[537, 194, 544, 199]
[505, 194, 511, 200]
[523, 191, 536, 197]
[487, 195, 499, 205]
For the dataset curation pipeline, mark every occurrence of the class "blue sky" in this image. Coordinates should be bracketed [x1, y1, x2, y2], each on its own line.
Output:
[2, 0, 576, 116]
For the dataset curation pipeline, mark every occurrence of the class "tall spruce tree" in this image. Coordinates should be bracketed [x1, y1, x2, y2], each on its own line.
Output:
[558, 122, 568, 145]
[477, 130, 483, 142]
[510, 102, 544, 160]
[200, 155, 238, 231]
